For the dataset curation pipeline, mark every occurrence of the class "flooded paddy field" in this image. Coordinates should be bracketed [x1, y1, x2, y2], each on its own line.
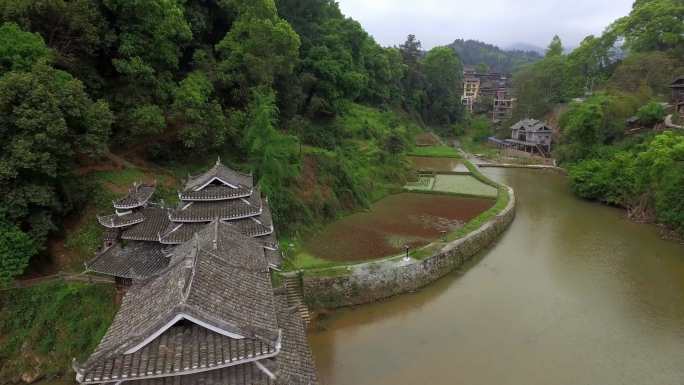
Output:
[303, 193, 494, 261]
[408, 156, 468, 173]
[405, 174, 498, 198]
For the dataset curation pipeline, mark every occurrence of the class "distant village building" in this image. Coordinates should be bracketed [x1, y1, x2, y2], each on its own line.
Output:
[461, 67, 513, 119]
[462, 76, 480, 113]
[78, 160, 319, 385]
[488, 119, 553, 157]
[671, 76, 684, 113]
[492, 88, 515, 122]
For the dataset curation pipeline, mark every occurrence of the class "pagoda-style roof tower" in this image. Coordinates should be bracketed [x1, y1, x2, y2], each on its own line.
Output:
[86, 160, 280, 281]
[75, 222, 318, 385]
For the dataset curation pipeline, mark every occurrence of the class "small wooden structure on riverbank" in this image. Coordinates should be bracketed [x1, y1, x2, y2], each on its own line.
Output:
[488, 119, 553, 158]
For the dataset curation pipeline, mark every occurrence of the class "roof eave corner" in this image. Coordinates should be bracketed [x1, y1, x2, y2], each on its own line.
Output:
[72, 358, 85, 383]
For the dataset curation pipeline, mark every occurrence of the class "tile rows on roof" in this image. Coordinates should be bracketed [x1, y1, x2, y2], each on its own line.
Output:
[511, 119, 551, 132]
[121, 208, 172, 242]
[114, 363, 274, 385]
[185, 160, 253, 191]
[160, 219, 272, 245]
[81, 324, 276, 384]
[170, 200, 262, 223]
[180, 185, 253, 202]
[114, 184, 157, 210]
[80, 222, 278, 375]
[272, 295, 319, 385]
[86, 242, 171, 280]
[98, 212, 146, 229]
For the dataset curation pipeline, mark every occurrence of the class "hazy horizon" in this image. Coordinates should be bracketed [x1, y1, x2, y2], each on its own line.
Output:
[336, 0, 635, 50]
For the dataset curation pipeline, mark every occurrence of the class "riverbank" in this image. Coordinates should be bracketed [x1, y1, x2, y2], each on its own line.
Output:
[286, 158, 516, 309]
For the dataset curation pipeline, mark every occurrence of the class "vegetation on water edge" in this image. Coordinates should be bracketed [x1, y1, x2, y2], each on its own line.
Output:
[408, 145, 461, 158]
[506, 0, 684, 235]
[0, 282, 117, 381]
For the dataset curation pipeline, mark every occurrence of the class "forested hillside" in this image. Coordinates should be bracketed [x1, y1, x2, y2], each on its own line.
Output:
[510, 0, 684, 235]
[0, 0, 467, 288]
[448, 39, 542, 73]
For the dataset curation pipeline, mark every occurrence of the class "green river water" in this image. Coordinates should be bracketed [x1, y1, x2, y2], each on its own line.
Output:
[309, 168, 684, 385]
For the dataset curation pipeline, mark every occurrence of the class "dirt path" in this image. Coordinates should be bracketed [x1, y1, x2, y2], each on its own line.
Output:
[665, 114, 683, 129]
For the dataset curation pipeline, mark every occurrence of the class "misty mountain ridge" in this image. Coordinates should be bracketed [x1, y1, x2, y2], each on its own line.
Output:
[448, 39, 542, 73]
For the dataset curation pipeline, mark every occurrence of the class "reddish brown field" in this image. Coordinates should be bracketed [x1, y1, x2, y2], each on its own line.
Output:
[408, 156, 464, 172]
[303, 193, 494, 261]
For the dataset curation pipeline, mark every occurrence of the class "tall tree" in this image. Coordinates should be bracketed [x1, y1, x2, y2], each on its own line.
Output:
[614, 0, 684, 53]
[0, 25, 112, 246]
[422, 46, 464, 125]
[546, 35, 564, 57]
[216, 0, 300, 105]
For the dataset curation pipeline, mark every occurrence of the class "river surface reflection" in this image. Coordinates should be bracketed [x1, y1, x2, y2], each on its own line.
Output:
[308, 168, 684, 385]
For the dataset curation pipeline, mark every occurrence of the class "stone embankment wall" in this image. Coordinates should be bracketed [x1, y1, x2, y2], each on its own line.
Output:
[301, 186, 516, 309]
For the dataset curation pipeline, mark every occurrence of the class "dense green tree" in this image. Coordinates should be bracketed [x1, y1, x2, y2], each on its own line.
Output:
[636, 101, 666, 126]
[422, 46, 464, 125]
[0, 0, 108, 74]
[173, 71, 229, 148]
[614, 0, 684, 53]
[607, 51, 683, 96]
[244, 89, 301, 222]
[216, 0, 300, 104]
[0, 218, 37, 287]
[399, 34, 427, 116]
[0, 22, 52, 73]
[546, 35, 564, 57]
[0, 62, 112, 244]
[556, 94, 636, 162]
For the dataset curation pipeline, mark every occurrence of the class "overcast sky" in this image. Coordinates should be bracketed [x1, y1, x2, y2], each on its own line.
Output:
[336, 0, 635, 51]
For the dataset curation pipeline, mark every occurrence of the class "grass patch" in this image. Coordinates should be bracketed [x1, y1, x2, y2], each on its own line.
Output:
[408, 145, 460, 158]
[91, 168, 146, 187]
[0, 281, 117, 381]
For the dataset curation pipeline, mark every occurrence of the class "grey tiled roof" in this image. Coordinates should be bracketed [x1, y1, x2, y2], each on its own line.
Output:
[185, 160, 253, 191]
[511, 119, 552, 132]
[170, 198, 262, 223]
[121, 208, 173, 242]
[116, 363, 274, 385]
[86, 242, 171, 280]
[80, 323, 277, 384]
[180, 185, 253, 202]
[114, 184, 156, 210]
[273, 295, 319, 385]
[98, 212, 146, 229]
[78, 222, 279, 381]
[161, 219, 272, 245]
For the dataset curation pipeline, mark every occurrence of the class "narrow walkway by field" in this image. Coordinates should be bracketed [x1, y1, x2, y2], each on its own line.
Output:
[665, 114, 683, 129]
